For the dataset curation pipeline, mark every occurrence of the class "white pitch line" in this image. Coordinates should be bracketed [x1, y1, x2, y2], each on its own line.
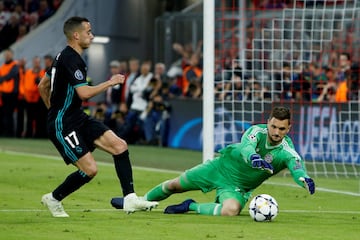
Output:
[264, 182, 360, 197]
[1, 150, 360, 196]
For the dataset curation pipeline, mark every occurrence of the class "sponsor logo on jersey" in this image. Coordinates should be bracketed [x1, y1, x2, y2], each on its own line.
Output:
[248, 134, 256, 142]
[74, 69, 84, 80]
[264, 153, 273, 163]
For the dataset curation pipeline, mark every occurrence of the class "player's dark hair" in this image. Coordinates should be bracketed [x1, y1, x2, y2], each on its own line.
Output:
[63, 16, 89, 39]
[269, 106, 291, 122]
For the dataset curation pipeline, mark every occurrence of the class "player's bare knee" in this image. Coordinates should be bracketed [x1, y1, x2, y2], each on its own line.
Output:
[166, 178, 183, 192]
[221, 205, 240, 216]
[221, 200, 241, 216]
[112, 137, 128, 155]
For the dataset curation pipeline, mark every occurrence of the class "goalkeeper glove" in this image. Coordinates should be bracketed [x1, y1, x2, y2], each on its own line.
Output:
[250, 154, 273, 174]
[299, 177, 315, 195]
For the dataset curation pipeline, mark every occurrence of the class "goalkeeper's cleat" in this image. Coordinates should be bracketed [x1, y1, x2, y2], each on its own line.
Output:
[123, 193, 159, 214]
[111, 197, 124, 209]
[164, 199, 195, 214]
[41, 193, 69, 217]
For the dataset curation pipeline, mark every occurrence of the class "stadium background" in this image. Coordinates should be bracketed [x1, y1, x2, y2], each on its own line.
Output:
[0, 0, 359, 177]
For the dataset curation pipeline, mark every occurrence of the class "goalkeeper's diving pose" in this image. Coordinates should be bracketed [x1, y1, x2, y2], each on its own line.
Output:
[112, 106, 315, 216]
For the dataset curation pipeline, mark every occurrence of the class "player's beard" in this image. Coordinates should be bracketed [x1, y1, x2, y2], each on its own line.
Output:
[268, 134, 282, 145]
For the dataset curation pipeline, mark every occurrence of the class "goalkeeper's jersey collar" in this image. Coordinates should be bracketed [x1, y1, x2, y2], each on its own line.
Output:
[265, 138, 284, 150]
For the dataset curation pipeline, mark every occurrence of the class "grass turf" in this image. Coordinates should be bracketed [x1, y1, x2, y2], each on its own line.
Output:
[0, 138, 359, 240]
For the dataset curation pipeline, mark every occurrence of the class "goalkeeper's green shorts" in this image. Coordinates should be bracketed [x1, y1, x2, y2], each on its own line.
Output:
[179, 160, 252, 211]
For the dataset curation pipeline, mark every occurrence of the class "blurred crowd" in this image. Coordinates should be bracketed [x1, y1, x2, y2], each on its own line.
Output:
[0, 40, 205, 146]
[216, 49, 359, 103]
[88, 41, 205, 146]
[1, 0, 358, 146]
[0, 0, 62, 51]
[0, 39, 358, 145]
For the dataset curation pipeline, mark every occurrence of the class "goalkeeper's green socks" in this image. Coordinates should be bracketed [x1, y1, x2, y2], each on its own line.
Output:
[189, 202, 222, 216]
[144, 181, 172, 201]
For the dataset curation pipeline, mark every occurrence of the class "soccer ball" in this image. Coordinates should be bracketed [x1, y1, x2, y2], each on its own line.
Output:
[248, 194, 279, 222]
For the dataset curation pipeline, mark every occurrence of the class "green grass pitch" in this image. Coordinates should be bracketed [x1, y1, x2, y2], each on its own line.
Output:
[0, 138, 359, 240]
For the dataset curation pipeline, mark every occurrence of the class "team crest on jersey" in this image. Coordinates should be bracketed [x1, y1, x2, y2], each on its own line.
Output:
[264, 153, 273, 163]
[74, 69, 84, 80]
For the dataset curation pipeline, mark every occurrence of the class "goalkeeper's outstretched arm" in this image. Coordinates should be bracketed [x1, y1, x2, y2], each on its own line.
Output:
[287, 157, 315, 194]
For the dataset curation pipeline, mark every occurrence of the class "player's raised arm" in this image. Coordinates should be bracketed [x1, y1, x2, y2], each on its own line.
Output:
[38, 74, 51, 109]
[75, 74, 125, 100]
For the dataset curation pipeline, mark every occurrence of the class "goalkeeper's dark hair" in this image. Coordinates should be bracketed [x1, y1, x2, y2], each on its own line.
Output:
[63, 16, 89, 39]
[269, 106, 291, 122]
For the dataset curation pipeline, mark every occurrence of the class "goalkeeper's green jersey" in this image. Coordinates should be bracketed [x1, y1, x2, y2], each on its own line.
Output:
[212, 124, 310, 192]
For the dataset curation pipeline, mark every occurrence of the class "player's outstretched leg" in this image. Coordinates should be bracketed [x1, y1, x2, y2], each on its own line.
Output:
[164, 200, 223, 216]
[164, 199, 195, 214]
[41, 193, 69, 217]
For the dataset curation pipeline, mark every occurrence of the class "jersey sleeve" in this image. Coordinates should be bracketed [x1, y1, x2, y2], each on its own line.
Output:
[63, 55, 88, 88]
[229, 125, 262, 164]
[283, 138, 311, 188]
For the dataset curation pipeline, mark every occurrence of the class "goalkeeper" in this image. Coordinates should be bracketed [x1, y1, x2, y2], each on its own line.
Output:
[112, 106, 315, 216]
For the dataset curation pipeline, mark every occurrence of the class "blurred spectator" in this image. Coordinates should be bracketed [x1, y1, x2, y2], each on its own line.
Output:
[335, 71, 350, 103]
[38, 0, 54, 23]
[118, 60, 153, 143]
[43, 54, 53, 71]
[165, 64, 183, 97]
[316, 67, 337, 102]
[122, 57, 140, 108]
[119, 60, 128, 74]
[263, 0, 287, 9]
[160, 80, 181, 100]
[14, 3, 27, 24]
[336, 52, 360, 100]
[0, 48, 19, 137]
[16, 23, 27, 41]
[105, 60, 122, 111]
[337, 52, 351, 82]
[309, 62, 327, 100]
[181, 53, 203, 95]
[172, 42, 194, 64]
[244, 78, 267, 101]
[0, 12, 20, 51]
[0, 0, 10, 31]
[275, 62, 292, 100]
[154, 62, 167, 82]
[27, 11, 39, 31]
[110, 102, 128, 135]
[185, 81, 202, 99]
[142, 94, 170, 146]
[142, 77, 162, 102]
[26, 0, 40, 13]
[52, 0, 63, 10]
[16, 57, 26, 137]
[23, 56, 45, 137]
[92, 101, 108, 123]
[292, 63, 312, 101]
